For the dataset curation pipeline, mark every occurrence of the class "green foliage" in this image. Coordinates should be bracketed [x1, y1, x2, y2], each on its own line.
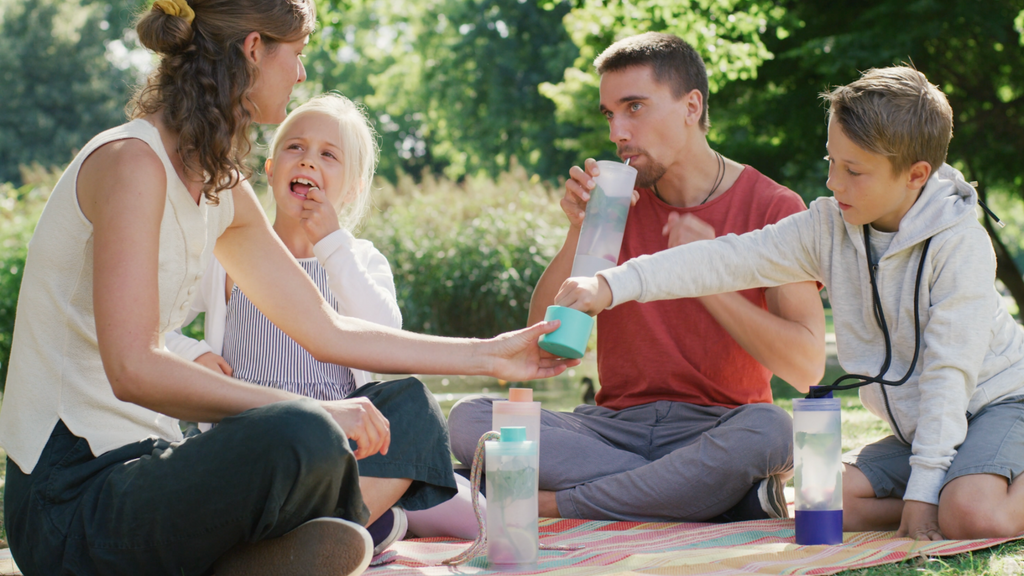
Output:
[1016, 9, 1024, 44]
[0, 0, 142, 185]
[539, 0, 786, 161]
[0, 166, 58, 390]
[710, 0, 1024, 200]
[362, 164, 567, 337]
[307, 0, 580, 182]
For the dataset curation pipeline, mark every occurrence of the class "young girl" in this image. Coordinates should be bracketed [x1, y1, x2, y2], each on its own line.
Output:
[0, 1, 573, 575]
[167, 94, 484, 550]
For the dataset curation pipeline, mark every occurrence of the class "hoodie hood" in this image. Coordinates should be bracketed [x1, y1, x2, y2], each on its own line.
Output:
[851, 163, 979, 255]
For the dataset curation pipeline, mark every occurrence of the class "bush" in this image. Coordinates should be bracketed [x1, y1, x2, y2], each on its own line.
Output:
[1, 165, 58, 390]
[364, 164, 568, 338]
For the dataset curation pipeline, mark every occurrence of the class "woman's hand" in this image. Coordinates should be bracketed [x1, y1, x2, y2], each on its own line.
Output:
[486, 321, 581, 379]
[300, 186, 341, 245]
[554, 276, 613, 316]
[321, 397, 391, 459]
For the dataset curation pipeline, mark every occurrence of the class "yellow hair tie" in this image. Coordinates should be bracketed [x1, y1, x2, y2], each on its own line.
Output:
[153, 0, 195, 25]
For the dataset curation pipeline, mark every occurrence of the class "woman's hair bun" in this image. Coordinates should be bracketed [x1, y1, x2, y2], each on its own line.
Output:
[136, 8, 195, 55]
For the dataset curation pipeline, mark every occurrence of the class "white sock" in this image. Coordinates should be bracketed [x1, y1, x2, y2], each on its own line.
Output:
[405, 475, 485, 540]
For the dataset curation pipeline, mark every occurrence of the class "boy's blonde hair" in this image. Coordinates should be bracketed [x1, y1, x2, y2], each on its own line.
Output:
[269, 93, 380, 232]
[822, 66, 953, 176]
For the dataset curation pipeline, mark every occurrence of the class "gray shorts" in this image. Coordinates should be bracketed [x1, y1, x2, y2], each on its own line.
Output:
[843, 396, 1024, 499]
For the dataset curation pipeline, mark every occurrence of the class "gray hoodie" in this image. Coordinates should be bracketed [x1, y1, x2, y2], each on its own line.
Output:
[600, 164, 1024, 505]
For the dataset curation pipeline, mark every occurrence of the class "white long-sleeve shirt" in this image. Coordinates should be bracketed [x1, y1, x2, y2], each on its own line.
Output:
[166, 227, 402, 388]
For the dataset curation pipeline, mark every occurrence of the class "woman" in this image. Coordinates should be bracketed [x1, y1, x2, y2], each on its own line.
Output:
[0, 1, 573, 575]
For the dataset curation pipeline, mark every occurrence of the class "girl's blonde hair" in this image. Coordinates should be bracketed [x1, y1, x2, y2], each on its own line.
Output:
[269, 94, 379, 232]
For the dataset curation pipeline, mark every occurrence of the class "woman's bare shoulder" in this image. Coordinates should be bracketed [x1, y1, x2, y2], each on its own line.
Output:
[77, 138, 166, 222]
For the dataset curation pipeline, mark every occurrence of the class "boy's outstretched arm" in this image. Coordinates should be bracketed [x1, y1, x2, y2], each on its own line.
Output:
[664, 213, 825, 391]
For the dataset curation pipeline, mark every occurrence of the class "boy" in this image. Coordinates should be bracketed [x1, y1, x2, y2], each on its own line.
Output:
[554, 66, 1024, 540]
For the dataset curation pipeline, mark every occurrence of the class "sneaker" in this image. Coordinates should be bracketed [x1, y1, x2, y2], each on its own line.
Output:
[710, 475, 788, 523]
[757, 474, 789, 519]
[367, 506, 408, 555]
[215, 517, 373, 576]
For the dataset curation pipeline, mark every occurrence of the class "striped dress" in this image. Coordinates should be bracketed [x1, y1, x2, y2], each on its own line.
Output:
[222, 257, 356, 401]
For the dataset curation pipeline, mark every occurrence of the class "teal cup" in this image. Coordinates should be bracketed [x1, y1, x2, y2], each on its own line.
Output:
[538, 305, 595, 359]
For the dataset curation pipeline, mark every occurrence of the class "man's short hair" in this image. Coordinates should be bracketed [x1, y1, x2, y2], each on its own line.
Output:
[594, 32, 710, 131]
[822, 66, 953, 175]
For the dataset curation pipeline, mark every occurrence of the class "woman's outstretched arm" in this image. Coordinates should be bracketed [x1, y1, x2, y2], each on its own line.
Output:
[215, 181, 577, 380]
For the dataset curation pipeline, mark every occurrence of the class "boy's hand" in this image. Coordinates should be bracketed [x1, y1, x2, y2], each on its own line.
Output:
[300, 186, 341, 245]
[563, 159, 640, 229]
[194, 352, 233, 376]
[554, 276, 613, 315]
[897, 501, 944, 541]
[663, 212, 715, 248]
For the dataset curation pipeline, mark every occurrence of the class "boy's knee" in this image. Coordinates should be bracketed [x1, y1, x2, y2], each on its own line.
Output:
[939, 484, 1019, 539]
[447, 396, 495, 463]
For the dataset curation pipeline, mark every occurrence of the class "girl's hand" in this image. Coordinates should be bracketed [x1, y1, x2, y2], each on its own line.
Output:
[554, 276, 613, 316]
[486, 321, 581, 379]
[300, 186, 341, 244]
[194, 352, 233, 376]
[321, 397, 391, 459]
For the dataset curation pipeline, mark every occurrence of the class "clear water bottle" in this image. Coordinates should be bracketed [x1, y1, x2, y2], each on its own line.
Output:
[570, 160, 638, 277]
[485, 426, 539, 567]
[538, 160, 637, 359]
[793, 390, 843, 545]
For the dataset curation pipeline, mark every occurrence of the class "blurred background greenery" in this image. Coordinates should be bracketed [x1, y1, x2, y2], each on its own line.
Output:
[2, 0, 1024, 388]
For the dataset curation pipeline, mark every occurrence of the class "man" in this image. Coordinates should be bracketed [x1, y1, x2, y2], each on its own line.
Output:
[448, 32, 825, 522]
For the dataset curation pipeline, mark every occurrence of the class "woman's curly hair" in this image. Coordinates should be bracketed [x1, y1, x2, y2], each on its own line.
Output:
[132, 0, 316, 204]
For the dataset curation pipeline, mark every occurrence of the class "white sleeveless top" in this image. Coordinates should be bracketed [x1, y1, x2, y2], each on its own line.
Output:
[222, 257, 356, 400]
[0, 119, 235, 473]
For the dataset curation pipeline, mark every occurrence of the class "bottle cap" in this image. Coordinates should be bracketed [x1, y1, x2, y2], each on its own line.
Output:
[500, 426, 527, 443]
[508, 388, 533, 402]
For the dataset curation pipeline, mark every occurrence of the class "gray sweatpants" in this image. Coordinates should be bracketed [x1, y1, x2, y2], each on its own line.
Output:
[448, 396, 793, 522]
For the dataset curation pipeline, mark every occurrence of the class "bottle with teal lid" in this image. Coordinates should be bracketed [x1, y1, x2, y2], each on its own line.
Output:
[485, 426, 539, 567]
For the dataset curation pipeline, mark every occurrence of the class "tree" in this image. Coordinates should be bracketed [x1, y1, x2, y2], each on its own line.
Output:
[307, 0, 580, 182]
[0, 0, 142, 185]
[538, 0, 787, 162]
[709, 0, 1024, 309]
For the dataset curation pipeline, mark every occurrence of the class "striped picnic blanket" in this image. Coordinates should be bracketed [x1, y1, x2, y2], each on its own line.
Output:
[366, 518, 1019, 575]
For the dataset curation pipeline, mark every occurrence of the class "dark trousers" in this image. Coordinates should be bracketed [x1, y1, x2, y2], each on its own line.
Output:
[349, 378, 458, 511]
[4, 399, 366, 576]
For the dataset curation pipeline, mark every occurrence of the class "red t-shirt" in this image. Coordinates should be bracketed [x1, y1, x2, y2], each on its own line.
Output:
[595, 166, 807, 410]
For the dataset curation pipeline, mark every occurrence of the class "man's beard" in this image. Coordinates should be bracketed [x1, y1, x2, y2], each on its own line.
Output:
[619, 149, 668, 188]
[635, 159, 668, 189]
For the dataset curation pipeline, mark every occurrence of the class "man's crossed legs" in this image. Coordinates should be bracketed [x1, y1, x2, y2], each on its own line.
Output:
[448, 397, 793, 522]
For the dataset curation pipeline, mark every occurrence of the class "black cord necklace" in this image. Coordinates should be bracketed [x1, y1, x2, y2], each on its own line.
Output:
[653, 150, 725, 205]
[701, 150, 725, 205]
[808, 225, 933, 399]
